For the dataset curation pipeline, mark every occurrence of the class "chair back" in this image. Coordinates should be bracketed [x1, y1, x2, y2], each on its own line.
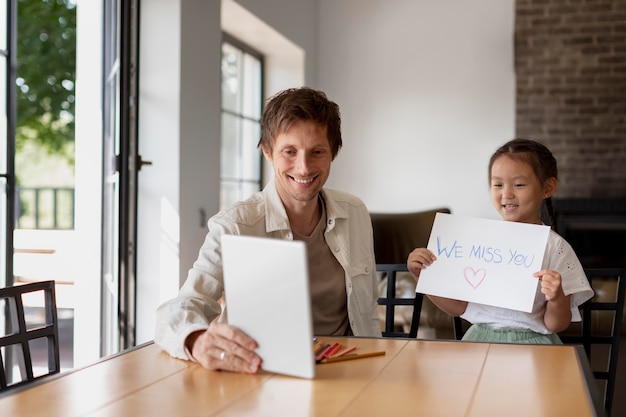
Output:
[452, 316, 469, 340]
[0, 280, 60, 391]
[370, 208, 450, 264]
[559, 268, 626, 417]
[371, 208, 451, 338]
[376, 264, 423, 338]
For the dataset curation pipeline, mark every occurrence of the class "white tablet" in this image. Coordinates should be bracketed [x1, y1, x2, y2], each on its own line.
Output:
[221, 234, 315, 379]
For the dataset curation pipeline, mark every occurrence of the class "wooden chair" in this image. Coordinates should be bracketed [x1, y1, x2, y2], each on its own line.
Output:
[559, 268, 626, 417]
[0, 280, 60, 391]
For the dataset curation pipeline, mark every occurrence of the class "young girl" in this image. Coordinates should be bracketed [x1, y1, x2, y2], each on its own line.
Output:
[407, 138, 594, 344]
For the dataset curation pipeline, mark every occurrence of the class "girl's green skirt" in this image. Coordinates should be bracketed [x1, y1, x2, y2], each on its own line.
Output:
[462, 323, 563, 344]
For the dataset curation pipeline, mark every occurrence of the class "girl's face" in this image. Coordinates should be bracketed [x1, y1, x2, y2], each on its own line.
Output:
[489, 155, 556, 225]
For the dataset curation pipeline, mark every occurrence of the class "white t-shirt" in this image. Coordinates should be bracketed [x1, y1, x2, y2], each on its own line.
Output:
[461, 229, 594, 334]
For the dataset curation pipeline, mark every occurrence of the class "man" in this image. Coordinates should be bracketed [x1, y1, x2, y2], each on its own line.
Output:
[155, 87, 380, 374]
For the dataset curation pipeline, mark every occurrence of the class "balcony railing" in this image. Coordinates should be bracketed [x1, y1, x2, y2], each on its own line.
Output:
[15, 186, 75, 230]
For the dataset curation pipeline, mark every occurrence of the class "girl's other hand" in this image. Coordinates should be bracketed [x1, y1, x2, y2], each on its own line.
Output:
[533, 269, 566, 302]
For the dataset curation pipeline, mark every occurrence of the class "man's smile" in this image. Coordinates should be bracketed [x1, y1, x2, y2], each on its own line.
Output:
[291, 176, 316, 184]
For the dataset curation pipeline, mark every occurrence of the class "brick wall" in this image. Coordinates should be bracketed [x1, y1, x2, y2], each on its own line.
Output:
[515, 0, 626, 198]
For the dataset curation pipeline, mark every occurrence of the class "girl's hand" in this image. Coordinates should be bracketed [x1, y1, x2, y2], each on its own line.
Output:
[407, 248, 437, 281]
[533, 269, 566, 302]
[535, 269, 572, 332]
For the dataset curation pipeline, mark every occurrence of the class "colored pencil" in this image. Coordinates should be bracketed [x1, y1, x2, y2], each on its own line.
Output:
[319, 350, 386, 364]
[314, 343, 330, 359]
[316, 342, 340, 361]
[328, 345, 356, 358]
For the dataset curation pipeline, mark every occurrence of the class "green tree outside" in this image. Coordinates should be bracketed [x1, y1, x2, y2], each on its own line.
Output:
[15, 0, 76, 228]
[17, 0, 76, 159]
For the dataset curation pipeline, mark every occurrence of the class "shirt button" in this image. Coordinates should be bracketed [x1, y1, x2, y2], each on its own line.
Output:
[365, 267, 370, 273]
[286, 233, 292, 239]
[328, 219, 333, 225]
[334, 247, 340, 252]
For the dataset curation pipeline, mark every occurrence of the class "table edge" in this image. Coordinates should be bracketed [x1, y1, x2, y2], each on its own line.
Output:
[0, 340, 155, 399]
[573, 344, 606, 417]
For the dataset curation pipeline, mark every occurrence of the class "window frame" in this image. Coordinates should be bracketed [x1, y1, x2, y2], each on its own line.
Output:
[220, 33, 264, 210]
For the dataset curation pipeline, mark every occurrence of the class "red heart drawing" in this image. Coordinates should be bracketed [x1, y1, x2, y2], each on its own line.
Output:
[464, 267, 486, 289]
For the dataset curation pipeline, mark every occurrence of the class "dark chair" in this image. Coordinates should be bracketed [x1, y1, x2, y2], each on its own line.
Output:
[0, 280, 60, 391]
[376, 263, 423, 338]
[370, 208, 450, 265]
[559, 268, 626, 417]
[371, 208, 451, 338]
[452, 316, 469, 340]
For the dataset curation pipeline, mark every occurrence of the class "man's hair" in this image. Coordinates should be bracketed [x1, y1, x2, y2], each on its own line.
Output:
[258, 87, 342, 159]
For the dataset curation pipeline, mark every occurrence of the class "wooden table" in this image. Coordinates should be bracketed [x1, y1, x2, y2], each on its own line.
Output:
[0, 337, 602, 417]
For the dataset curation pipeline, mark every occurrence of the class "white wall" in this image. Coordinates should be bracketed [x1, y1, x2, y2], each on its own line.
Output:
[318, 0, 515, 218]
[221, 0, 515, 218]
[74, 0, 103, 366]
[134, 0, 516, 341]
[234, 0, 318, 87]
[136, 0, 221, 343]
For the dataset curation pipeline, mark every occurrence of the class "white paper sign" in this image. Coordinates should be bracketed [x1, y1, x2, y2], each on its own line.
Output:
[415, 213, 550, 312]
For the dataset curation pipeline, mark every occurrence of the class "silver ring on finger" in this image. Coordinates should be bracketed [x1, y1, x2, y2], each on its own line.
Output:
[219, 350, 226, 361]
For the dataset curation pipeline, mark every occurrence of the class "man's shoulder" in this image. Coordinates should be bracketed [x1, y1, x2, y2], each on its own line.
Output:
[322, 187, 366, 207]
[322, 188, 370, 220]
[212, 192, 267, 226]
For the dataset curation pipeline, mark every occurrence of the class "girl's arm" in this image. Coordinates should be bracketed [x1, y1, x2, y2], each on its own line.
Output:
[534, 269, 572, 332]
[427, 295, 468, 317]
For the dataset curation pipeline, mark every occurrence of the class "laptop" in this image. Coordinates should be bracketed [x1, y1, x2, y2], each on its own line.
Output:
[221, 234, 315, 379]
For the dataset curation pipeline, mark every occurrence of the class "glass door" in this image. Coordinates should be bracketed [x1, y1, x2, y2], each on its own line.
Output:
[101, 0, 121, 357]
[2, 0, 139, 366]
[1, 0, 15, 290]
[101, 0, 140, 355]
[1, 0, 16, 384]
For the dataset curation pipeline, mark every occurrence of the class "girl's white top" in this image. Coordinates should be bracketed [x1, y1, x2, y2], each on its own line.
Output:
[461, 229, 594, 334]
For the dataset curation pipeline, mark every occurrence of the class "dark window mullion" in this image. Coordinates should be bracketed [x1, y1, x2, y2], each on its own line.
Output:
[3, 0, 17, 288]
[220, 34, 263, 210]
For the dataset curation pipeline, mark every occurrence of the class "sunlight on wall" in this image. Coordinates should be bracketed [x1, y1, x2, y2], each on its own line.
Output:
[159, 197, 180, 303]
[222, 0, 304, 96]
[73, 0, 103, 367]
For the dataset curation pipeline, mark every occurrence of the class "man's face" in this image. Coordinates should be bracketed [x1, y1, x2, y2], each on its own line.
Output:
[262, 120, 333, 211]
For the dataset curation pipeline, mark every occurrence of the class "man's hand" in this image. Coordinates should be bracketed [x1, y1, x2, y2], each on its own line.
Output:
[187, 321, 262, 374]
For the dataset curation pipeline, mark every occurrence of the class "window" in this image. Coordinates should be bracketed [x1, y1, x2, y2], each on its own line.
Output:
[220, 35, 263, 210]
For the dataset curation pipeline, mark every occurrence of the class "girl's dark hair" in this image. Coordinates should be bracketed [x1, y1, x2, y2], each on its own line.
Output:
[258, 87, 342, 159]
[488, 138, 559, 230]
